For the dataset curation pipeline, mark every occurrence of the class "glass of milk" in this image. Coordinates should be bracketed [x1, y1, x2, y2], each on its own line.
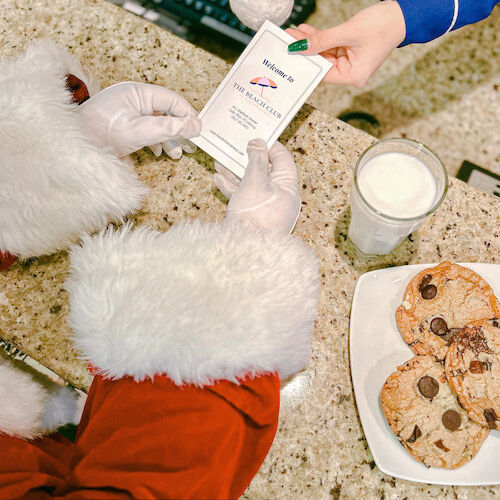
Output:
[348, 138, 448, 256]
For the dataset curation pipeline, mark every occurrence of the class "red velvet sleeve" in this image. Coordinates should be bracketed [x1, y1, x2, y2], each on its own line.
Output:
[0, 433, 71, 500]
[56, 373, 280, 499]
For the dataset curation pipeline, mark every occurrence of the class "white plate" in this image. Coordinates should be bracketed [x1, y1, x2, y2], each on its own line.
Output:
[350, 263, 500, 485]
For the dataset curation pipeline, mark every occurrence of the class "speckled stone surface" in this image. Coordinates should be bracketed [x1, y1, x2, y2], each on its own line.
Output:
[1, 1, 500, 498]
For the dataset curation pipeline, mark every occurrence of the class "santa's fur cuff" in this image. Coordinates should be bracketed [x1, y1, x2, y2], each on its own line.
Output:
[0, 358, 46, 439]
[0, 40, 148, 259]
[67, 222, 319, 386]
[0, 356, 83, 439]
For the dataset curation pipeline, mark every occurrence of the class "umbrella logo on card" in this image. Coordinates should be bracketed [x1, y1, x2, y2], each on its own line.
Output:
[250, 76, 278, 98]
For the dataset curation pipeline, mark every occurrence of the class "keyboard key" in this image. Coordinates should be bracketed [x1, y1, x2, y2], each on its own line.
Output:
[123, 0, 146, 15]
[144, 9, 160, 20]
[218, 11, 229, 22]
[201, 15, 253, 43]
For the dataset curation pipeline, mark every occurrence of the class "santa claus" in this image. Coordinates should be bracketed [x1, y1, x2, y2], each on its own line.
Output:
[0, 42, 318, 498]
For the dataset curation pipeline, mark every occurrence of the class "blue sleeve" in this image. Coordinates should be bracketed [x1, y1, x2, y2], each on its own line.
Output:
[396, 0, 500, 46]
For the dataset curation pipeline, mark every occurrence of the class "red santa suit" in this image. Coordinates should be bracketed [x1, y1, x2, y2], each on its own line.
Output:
[0, 44, 319, 499]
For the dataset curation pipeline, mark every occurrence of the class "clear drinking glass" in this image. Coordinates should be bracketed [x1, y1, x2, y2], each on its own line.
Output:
[348, 138, 448, 256]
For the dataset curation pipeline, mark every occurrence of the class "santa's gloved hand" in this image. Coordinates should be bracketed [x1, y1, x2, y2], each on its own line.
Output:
[214, 139, 300, 233]
[76, 82, 201, 159]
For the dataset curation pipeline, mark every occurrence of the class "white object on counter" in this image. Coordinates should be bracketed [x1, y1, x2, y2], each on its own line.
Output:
[348, 139, 448, 256]
[357, 152, 436, 219]
[229, 0, 293, 31]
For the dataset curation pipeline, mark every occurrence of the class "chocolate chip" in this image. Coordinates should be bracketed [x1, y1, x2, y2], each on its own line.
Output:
[418, 376, 439, 399]
[492, 319, 499, 328]
[469, 360, 486, 374]
[434, 439, 449, 452]
[430, 318, 448, 336]
[442, 410, 461, 431]
[421, 284, 437, 299]
[419, 274, 432, 291]
[484, 409, 498, 429]
[407, 425, 422, 443]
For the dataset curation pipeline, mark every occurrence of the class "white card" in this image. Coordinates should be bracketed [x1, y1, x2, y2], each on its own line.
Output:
[191, 21, 332, 178]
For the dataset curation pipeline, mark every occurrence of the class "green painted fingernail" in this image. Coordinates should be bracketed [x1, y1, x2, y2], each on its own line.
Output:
[288, 39, 308, 52]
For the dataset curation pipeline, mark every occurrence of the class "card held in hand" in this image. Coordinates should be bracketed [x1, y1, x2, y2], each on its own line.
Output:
[191, 21, 332, 178]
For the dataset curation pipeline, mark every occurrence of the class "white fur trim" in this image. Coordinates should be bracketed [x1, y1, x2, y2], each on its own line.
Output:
[67, 222, 319, 386]
[0, 39, 100, 97]
[0, 358, 46, 439]
[0, 41, 148, 258]
[42, 385, 85, 432]
[0, 355, 85, 439]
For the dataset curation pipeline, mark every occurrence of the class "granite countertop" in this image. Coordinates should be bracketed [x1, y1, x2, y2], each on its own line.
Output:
[1, 1, 499, 498]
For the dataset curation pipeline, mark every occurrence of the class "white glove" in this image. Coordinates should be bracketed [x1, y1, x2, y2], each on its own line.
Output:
[214, 139, 300, 233]
[76, 81, 201, 158]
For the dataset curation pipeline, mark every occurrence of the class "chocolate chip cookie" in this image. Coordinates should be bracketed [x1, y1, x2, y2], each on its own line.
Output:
[396, 262, 500, 360]
[380, 355, 489, 469]
[445, 319, 500, 430]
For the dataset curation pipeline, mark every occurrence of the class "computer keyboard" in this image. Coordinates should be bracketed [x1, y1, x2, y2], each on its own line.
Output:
[457, 160, 500, 199]
[109, 0, 316, 47]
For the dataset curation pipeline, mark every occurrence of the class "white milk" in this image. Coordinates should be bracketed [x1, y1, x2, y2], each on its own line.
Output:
[348, 152, 439, 255]
[357, 153, 437, 218]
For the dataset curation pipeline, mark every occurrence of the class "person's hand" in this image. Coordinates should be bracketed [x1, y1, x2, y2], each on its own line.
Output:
[76, 82, 201, 158]
[286, 1, 406, 87]
[214, 139, 300, 233]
